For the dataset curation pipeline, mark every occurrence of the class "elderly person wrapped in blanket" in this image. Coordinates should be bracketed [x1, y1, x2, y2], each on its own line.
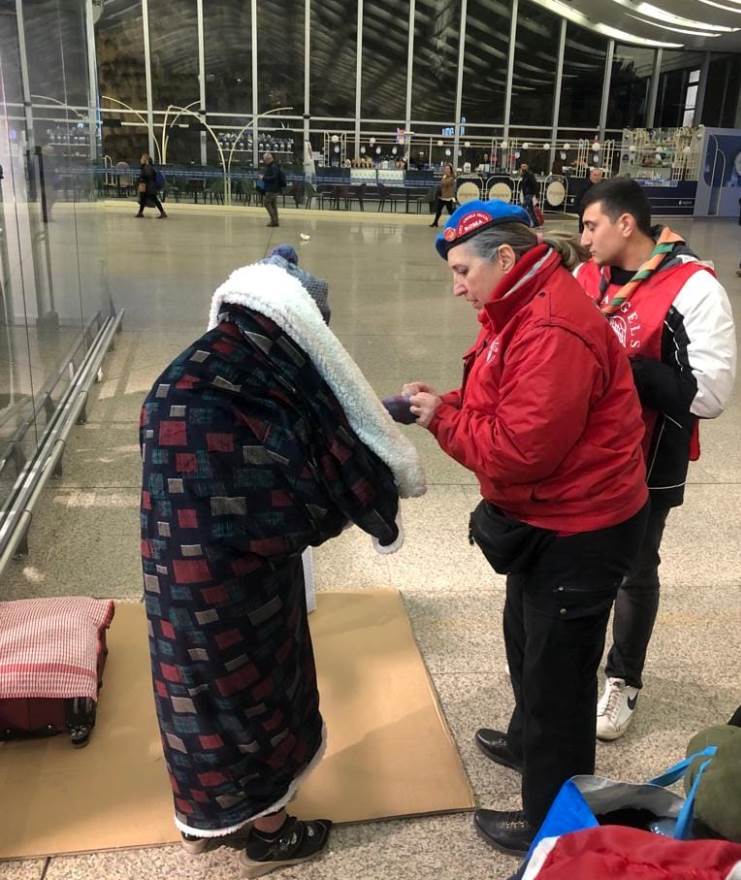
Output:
[140, 246, 425, 877]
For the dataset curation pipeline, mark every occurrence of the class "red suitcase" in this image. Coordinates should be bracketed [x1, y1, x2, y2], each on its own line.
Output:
[0, 598, 114, 747]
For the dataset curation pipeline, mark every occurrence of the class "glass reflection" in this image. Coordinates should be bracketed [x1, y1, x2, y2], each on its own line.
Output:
[412, 0, 460, 122]
[511, 1, 560, 128]
[560, 23, 607, 129]
[361, 0, 409, 120]
[0, 0, 105, 517]
[461, 0, 510, 127]
[310, 0, 357, 118]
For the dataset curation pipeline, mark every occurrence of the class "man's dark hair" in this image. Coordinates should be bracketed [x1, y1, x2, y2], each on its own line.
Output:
[580, 176, 652, 236]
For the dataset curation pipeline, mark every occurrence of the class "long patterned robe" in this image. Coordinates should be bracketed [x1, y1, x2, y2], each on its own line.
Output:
[140, 299, 414, 836]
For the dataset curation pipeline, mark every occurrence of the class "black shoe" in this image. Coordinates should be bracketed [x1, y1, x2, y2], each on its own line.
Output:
[474, 808, 535, 855]
[475, 728, 522, 773]
[241, 816, 332, 878]
[429, 221, 438, 227]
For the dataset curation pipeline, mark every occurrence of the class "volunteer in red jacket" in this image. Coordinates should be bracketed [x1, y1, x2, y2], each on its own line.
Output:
[402, 199, 649, 855]
[578, 178, 736, 741]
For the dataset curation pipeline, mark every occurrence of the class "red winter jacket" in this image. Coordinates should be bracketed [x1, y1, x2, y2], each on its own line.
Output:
[428, 245, 648, 533]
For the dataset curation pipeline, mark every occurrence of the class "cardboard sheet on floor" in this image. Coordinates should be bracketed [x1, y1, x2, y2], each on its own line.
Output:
[0, 590, 474, 860]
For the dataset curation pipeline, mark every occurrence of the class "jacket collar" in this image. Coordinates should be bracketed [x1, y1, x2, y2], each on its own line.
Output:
[480, 244, 561, 333]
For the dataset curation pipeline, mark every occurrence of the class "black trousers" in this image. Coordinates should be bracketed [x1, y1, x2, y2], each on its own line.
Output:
[138, 192, 165, 215]
[264, 192, 279, 225]
[431, 198, 455, 225]
[499, 504, 648, 826]
[604, 504, 669, 689]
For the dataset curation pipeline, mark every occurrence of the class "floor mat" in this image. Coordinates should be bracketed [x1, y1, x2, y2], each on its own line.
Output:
[0, 590, 474, 859]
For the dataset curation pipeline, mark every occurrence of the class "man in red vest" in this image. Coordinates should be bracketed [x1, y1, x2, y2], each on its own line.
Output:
[577, 177, 736, 740]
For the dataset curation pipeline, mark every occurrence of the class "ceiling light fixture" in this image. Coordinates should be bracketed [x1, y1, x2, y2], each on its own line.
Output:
[626, 14, 725, 36]
[610, 0, 738, 31]
[696, 0, 741, 13]
[528, 0, 683, 47]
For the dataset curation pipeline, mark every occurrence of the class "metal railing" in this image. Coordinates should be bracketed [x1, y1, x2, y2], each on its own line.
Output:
[0, 310, 125, 577]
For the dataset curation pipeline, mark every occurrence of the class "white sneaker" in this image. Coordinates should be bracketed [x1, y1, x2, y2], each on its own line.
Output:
[596, 677, 639, 741]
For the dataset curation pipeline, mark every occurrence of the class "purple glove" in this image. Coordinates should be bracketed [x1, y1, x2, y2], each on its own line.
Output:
[382, 394, 416, 425]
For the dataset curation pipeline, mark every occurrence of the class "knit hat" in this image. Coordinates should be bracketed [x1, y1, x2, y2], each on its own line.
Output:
[270, 243, 299, 265]
[435, 199, 532, 259]
[262, 254, 331, 324]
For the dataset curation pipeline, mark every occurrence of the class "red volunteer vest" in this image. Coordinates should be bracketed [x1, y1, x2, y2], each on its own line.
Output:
[577, 259, 711, 460]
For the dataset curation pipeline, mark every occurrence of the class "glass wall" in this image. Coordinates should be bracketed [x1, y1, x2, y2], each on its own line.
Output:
[93, 1, 741, 169]
[559, 23, 608, 131]
[361, 0, 409, 122]
[656, 49, 705, 129]
[310, 0, 357, 118]
[203, 1, 251, 116]
[97, 0, 149, 166]
[0, 0, 107, 517]
[607, 44, 654, 130]
[257, 0, 304, 115]
[461, 0, 510, 129]
[702, 55, 741, 129]
[511, 1, 560, 129]
[411, 0, 461, 123]
[148, 0, 199, 111]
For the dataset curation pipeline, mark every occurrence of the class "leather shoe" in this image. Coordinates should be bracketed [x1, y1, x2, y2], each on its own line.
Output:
[474, 808, 535, 855]
[475, 728, 522, 773]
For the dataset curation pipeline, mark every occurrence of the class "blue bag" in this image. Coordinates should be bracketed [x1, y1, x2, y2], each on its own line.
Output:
[154, 169, 166, 190]
[528, 746, 718, 857]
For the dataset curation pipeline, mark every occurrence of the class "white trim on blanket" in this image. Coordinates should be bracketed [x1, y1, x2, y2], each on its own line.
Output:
[175, 723, 328, 839]
[208, 262, 426, 500]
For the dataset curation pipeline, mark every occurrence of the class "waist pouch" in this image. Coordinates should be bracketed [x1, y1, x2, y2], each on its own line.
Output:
[469, 500, 555, 574]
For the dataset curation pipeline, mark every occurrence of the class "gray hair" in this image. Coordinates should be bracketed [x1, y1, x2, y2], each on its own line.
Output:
[465, 223, 587, 270]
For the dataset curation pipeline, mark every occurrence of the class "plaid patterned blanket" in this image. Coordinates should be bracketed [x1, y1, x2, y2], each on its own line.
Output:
[0, 597, 115, 700]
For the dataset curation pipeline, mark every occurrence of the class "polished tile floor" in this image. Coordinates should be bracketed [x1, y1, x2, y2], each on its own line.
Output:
[2, 201, 740, 880]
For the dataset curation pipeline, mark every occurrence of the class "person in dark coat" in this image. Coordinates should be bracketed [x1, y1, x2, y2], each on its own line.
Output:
[136, 152, 167, 219]
[518, 163, 539, 226]
[140, 253, 425, 875]
[575, 167, 603, 233]
[261, 152, 283, 227]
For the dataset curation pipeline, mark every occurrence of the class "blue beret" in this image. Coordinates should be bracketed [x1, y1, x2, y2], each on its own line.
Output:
[435, 199, 532, 259]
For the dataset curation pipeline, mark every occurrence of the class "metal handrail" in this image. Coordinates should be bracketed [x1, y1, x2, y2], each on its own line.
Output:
[0, 310, 124, 575]
[0, 311, 104, 478]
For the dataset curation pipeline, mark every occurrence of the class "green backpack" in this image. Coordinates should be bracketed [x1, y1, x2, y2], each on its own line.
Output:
[685, 723, 741, 842]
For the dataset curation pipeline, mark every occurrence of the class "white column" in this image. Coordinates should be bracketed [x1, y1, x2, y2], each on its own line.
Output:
[196, 0, 207, 165]
[141, 0, 155, 158]
[7, 2, 37, 323]
[354, 0, 364, 158]
[598, 38, 614, 140]
[85, 0, 99, 161]
[646, 48, 662, 129]
[452, 0, 467, 170]
[503, 0, 518, 141]
[694, 51, 710, 127]
[251, 0, 259, 167]
[549, 18, 566, 170]
[404, 0, 416, 157]
[304, 0, 311, 148]
[14, 0, 34, 149]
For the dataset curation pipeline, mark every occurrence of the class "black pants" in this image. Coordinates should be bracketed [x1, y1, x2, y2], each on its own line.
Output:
[264, 191, 279, 225]
[431, 198, 454, 225]
[522, 194, 537, 226]
[604, 504, 669, 689]
[138, 192, 165, 216]
[497, 504, 648, 826]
